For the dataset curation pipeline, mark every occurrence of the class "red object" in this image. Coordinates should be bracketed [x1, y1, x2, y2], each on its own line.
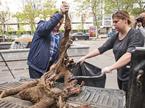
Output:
[88, 26, 96, 37]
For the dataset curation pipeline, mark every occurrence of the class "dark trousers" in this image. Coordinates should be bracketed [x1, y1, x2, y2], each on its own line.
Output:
[117, 79, 129, 92]
[29, 66, 43, 79]
[117, 79, 129, 98]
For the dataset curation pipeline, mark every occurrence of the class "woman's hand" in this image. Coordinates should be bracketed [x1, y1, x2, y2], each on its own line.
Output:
[101, 66, 114, 74]
[77, 56, 86, 64]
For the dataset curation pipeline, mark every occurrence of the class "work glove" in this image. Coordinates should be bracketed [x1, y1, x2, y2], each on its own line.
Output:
[101, 66, 113, 74]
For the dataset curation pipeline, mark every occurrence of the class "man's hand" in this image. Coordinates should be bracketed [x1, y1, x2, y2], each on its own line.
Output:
[101, 66, 114, 74]
[60, 1, 69, 14]
[49, 64, 56, 71]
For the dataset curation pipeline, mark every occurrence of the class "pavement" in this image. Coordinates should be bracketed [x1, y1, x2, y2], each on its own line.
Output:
[0, 38, 118, 89]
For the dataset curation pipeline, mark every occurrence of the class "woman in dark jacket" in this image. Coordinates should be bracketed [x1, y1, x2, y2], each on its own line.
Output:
[78, 10, 144, 94]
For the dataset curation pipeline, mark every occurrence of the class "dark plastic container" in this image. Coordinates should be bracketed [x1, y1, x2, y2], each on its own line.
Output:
[70, 62, 106, 88]
[127, 47, 145, 108]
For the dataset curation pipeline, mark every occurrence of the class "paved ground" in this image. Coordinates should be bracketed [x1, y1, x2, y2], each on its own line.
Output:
[0, 38, 118, 89]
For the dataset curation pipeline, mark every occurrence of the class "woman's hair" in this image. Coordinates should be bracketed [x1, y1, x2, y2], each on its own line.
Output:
[112, 10, 131, 25]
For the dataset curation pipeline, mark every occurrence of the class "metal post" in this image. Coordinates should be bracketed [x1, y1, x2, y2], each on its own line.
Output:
[0, 52, 15, 79]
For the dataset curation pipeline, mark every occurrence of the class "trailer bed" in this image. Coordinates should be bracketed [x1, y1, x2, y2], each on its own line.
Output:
[0, 80, 125, 108]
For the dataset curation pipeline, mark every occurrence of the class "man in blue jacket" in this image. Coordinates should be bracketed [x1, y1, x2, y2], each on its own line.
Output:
[27, 2, 69, 78]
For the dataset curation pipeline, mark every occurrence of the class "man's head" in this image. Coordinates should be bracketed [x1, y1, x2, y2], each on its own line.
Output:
[51, 12, 64, 33]
[53, 17, 64, 33]
[139, 12, 145, 27]
[136, 16, 144, 27]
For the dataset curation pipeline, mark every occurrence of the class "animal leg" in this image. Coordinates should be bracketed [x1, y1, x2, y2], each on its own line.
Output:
[0, 80, 38, 98]
[30, 97, 55, 108]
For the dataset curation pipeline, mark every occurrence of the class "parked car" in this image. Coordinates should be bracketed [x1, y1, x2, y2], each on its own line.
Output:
[71, 32, 89, 40]
[107, 29, 117, 37]
[10, 34, 32, 49]
[0, 35, 13, 42]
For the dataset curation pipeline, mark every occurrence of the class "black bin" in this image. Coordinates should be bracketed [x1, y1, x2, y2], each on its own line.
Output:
[127, 47, 145, 108]
[70, 62, 106, 88]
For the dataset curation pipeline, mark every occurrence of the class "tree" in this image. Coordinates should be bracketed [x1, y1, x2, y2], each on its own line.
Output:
[104, 0, 144, 16]
[131, 0, 145, 16]
[0, 11, 10, 37]
[104, 0, 135, 13]
[40, 0, 58, 20]
[74, 1, 88, 32]
[13, 0, 58, 34]
[0, 1, 10, 37]
[14, 0, 40, 34]
[22, 1, 40, 33]
[104, 0, 119, 14]
[76, 0, 101, 27]
[13, 12, 24, 31]
[75, 0, 102, 38]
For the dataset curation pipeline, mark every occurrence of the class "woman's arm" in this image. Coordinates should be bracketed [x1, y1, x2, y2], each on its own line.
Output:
[112, 52, 131, 69]
[102, 52, 131, 73]
[78, 49, 101, 63]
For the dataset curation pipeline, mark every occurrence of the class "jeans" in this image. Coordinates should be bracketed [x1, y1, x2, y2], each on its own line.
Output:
[29, 66, 43, 79]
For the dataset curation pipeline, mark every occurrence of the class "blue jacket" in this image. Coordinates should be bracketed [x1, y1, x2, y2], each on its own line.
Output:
[27, 13, 63, 73]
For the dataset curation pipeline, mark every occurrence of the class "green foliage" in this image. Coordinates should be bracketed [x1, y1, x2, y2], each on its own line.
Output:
[0, 25, 2, 35]
[75, 0, 101, 28]
[14, 2, 39, 34]
[131, 8, 145, 16]
[104, 0, 144, 16]
[0, 10, 10, 35]
[13, 0, 58, 33]
[16, 27, 25, 36]
[0, 11, 10, 23]
[104, 0, 118, 14]
[7, 26, 14, 32]
[40, 0, 58, 20]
